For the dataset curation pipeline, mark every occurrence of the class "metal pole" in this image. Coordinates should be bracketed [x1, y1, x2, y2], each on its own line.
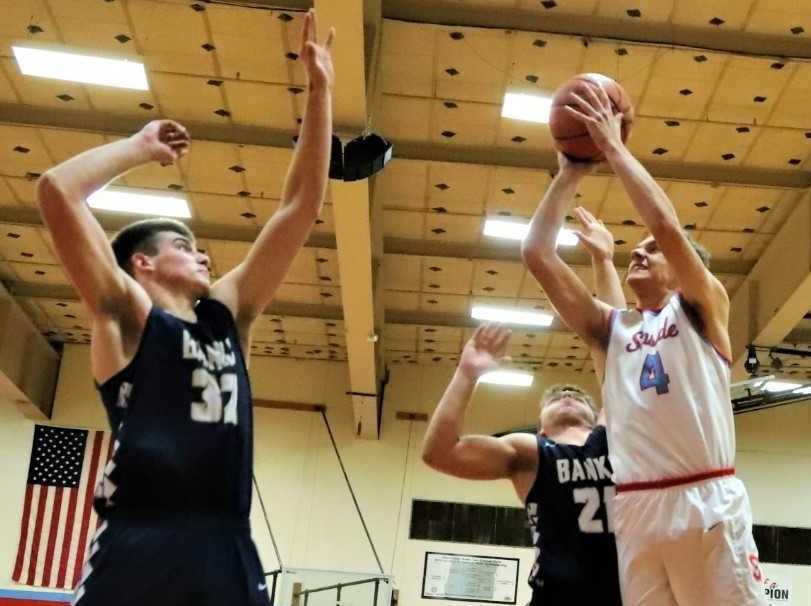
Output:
[271, 573, 278, 605]
[337, 584, 343, 604]
[373, 579, 380, 606]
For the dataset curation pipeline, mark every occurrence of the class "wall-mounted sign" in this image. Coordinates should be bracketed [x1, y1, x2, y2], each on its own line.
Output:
[422, 552, 519, 604]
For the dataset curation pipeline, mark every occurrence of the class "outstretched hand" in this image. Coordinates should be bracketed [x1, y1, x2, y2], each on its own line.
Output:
[564, 83, 624, 154]
[299, 9, 335, 91]
[133, 120, 189, 166]
[572, 206, 615, 261]
[458, 323, 512, 381]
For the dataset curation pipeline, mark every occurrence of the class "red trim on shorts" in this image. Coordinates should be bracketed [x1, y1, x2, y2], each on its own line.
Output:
[616, 467, 735, 493]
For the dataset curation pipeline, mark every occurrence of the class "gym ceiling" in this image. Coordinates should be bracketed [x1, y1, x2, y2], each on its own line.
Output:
[2, 0, 811, 431]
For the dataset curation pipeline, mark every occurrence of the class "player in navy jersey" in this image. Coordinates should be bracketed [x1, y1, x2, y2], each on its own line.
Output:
[35, 11, 334, 606]
[421, 212, 626, 605]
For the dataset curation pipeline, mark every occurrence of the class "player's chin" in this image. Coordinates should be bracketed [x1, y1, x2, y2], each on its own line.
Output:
[192, 277, 211, 298]
[625, 272, 649, 289]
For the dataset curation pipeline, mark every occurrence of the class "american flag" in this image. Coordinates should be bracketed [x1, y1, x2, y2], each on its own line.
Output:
[12, 425, 112, 590]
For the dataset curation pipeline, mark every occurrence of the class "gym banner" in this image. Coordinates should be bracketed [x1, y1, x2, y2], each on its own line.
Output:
[763, 569, 792, 606]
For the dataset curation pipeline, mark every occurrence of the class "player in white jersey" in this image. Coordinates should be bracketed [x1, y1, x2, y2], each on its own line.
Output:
[520, 82, 765, 606]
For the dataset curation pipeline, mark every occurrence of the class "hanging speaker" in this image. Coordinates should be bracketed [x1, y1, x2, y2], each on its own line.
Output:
[342, 134, 393, 182]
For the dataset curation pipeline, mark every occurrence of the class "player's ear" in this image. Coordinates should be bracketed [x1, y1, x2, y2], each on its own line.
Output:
[131, 251, 155, 273]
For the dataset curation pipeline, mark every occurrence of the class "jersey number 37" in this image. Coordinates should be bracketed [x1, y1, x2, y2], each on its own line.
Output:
[190, 369, 238, 425]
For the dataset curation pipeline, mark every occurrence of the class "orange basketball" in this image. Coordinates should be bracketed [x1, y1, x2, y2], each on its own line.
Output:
[549, 73, 634, 162]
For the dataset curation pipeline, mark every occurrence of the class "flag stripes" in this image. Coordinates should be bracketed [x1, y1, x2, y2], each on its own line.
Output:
[12, 427, 111, 591]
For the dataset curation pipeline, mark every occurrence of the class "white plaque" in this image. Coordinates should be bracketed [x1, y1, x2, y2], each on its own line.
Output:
[422, 552, 519, 604]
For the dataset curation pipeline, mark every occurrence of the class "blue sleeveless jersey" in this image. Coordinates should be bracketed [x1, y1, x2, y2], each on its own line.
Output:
[524, 426, 621, 604]
[94, 298, 253, 518]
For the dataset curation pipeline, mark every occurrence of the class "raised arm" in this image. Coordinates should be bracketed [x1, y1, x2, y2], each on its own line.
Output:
[422, 324, 531, 480]
[520, 155, 613, 351]
[572, 206, 626, 309]
[211, 10, 334, 333]
[37, 120, 189, 316]
[566, 85, 729, 335]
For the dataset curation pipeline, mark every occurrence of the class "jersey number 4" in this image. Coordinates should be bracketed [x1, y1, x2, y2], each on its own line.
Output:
[639, 351, 670, 395]
[573, 486, 615, 533]
[190, 369, 238, 425]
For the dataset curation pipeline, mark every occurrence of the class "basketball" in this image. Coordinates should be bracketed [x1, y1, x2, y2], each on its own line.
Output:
[549, 73, 635, 162]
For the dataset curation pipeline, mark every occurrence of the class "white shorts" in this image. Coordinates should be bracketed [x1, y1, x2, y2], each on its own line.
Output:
[613, 475, 766, 606]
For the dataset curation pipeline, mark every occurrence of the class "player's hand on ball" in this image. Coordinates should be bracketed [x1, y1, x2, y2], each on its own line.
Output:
[133, 120, 190, 166]
[459, 323, 512, 381]
[572, 206, 614, 262]
[299, 10, 335, 91]
[564, 83, 624, 154]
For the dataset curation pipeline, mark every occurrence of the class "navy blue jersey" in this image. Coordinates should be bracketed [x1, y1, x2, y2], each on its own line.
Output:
[524, 426, 621, 604]
[94, 298, 253, 518]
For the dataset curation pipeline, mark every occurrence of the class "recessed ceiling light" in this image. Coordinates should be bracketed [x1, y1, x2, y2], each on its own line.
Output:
[12, 45, 148, 90]
[87, 187, 190, 218]
[483, 219, 577, 247]
[502, 92, 553, 124]
[762, 380, 802, 393]
[479, 370, 534, 387]
[471, 305, 553, 327]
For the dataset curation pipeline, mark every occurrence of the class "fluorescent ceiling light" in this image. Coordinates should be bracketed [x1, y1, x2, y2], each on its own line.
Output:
[471, 305, 554, 327]
[762, 380, 802, 393]
[793, 385, 811, 395]
[12, 46, 148, 90]
[557, 228, 579, 247]
[501, 92, 553, 124]
[483, 219, 577, 247]
[479, 370, 534, 387]
[87, 188, 190, 218]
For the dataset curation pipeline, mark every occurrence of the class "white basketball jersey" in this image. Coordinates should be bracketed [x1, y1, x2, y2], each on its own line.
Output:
[602, 294, 735, 486]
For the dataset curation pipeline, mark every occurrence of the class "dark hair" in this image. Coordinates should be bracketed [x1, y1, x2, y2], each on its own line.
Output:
[683, 229, 711, 269]
[110, 218, 195, 275]
[540, 383, 597, 416]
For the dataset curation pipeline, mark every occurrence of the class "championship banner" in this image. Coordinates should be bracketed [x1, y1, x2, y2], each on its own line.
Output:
[763, 570, 792, 606]
[421, 552, 519, 604]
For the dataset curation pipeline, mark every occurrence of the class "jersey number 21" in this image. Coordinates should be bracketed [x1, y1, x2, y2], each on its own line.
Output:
[574, 486, 615, 533]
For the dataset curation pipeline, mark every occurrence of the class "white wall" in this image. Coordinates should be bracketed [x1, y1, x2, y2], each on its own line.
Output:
[0, 399, 40, 594]
[0, 344, 809, 605]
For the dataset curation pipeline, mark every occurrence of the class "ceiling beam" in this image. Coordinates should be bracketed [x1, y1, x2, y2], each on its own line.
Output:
[0, 206, 755, 275]
[382, 0, 811, 60]
[0, 103, 297, 149]
[2, 103, 807, 190]
[239, 0, 312, 9]
[392, 141, 811, 190]
[4, 279, 579, 334]
[383, 236, 754, 276]
[0, 204, 337, 248]
[4, 279, 344, 320]
[313, 0, 383, 440]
